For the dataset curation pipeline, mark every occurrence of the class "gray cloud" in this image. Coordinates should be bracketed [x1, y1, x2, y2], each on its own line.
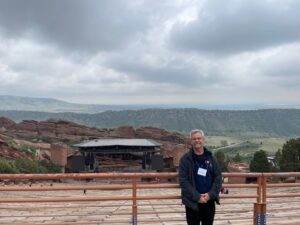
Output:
[0, 0, 152, 54]
[170, 0, 300, 55]
[0, 0, 299, 105]
[105, 49, 228, 89]
[256, 45, 300, 87]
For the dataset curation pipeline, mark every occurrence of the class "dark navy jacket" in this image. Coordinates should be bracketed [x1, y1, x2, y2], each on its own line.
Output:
[179, 147, 222, 211]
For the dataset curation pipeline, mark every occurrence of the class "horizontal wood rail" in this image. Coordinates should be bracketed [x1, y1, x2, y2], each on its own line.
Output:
[0, 172, 178, 180]
[267, 183, 300, 187]
[0, 183, 180, 191]
[0, 172, 299, 225]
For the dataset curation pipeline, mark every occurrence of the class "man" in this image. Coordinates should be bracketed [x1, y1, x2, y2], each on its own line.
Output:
[179, 129, 222, 225]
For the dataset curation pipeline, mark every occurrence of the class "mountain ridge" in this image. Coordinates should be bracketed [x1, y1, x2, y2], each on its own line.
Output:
[0, 95, 140, 113]
[1, 95, 300, 112]
[0, 108, 299, 137]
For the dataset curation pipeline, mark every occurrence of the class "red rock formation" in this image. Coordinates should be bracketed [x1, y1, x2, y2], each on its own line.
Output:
[135, 127, 188, 158]
[0, 117, 189, 160]
[0, 139, 32, 161]
[38, 120, 57, 138]
[110, 126, 136, 138]
[16, 120, 39, 137]
[2, 118, 108, 141]
[173, 144, 188, 167]
[15, 139, 51, 150]
[0, 117, 16, 131]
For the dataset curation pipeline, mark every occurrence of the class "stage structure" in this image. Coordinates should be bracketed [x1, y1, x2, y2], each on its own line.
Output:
[73, 139, 162, 172]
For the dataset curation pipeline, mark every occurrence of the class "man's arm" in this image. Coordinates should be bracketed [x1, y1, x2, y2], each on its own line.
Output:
[179, 157, 200, 202]
[208, 155, 222, 201]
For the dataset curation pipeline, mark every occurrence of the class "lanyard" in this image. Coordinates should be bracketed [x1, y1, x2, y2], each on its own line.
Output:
[194, 158, 210, 170]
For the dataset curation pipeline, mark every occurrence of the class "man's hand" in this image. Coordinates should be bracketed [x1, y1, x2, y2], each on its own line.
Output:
[198, 193, 210, 204]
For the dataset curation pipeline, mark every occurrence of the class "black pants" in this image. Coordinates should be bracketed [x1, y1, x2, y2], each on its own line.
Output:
[185, 201, 215, 225]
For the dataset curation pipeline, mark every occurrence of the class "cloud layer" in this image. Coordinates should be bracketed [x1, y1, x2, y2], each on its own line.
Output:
[0, 0, 299, 105]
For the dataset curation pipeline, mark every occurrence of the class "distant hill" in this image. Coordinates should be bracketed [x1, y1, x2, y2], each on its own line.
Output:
[0, 108, 299, 137]
[0, 95, 139, 113]
[2, 95, 300, 113]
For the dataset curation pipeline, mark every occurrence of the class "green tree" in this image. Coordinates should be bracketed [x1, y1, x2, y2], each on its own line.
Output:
[214, 150, 228, 172]
[279, 138, 300, 172]
[274, 149, 282, 169]
[232, 153, 242, 163]
[250, 150, 271, 172]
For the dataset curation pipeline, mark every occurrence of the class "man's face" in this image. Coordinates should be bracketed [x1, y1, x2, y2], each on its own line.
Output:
[191, 131, 205, 150]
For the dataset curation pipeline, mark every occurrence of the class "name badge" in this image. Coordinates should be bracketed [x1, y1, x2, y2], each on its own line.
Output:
[197, 168, 207, 176]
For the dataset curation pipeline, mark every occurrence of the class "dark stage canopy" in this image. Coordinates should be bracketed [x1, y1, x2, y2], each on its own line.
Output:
[74, 138, 161, 154]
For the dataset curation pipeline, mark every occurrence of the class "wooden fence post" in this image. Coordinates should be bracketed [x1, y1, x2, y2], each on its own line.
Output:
[132, 177, 137, 225]
[253, 203, 262, 225]
[254, 174, 262, 225]
[254, 174, 267, 225]
[261, 174, 267, 225]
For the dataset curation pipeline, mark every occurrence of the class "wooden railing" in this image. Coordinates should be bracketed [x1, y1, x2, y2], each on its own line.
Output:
[0, 172, 299, 225]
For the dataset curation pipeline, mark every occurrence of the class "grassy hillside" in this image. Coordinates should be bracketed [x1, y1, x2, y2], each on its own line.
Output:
[0, 108, 299, 137]
[207, 136, 286, 153]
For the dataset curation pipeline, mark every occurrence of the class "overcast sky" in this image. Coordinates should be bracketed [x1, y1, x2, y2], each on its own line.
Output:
[0, 0, 300, 106]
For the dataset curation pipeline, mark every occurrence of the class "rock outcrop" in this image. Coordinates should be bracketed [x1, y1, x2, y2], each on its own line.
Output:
[0, 138, 32, 161]
[0, 117, 16, 131]
[1, 118, 110, 141]
[0, 117, 189, 159]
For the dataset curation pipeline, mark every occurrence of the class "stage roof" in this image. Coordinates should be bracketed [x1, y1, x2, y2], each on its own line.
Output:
[74, 138, 161, 148]
[74, 139, 161, 154]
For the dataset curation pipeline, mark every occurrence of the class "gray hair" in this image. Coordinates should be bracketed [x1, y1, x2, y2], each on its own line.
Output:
[190, 129, 205, 139]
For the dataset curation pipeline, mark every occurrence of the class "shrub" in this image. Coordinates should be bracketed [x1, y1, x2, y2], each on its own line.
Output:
[15, 158, 41, 174]
[2, 157, 63, 174]
[38, 160, 63, 173]
[0, 158, 19, 174]
[18, 144, 37, 157]
[4, 139, 17, 148]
